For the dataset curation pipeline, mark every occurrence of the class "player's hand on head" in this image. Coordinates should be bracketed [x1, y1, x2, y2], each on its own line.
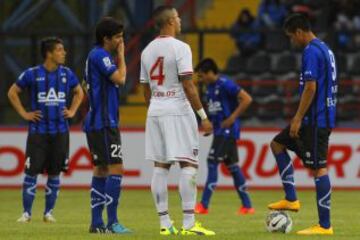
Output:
[290, 117, 301, 138]
[202, 119, 213, 136]
[62, 107, 75, 119]
[221, 116, 235, 129]
[23, 110, 42, 122]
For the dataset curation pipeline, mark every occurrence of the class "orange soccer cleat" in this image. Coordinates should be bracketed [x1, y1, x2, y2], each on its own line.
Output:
[268, 199, 301, 212]
[237, 206, 255, 215]
[194, 202, 209, 214]
[297, 224, 334, 235]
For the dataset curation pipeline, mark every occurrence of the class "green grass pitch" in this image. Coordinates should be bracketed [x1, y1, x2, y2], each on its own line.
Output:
[0, 189, 359, 239]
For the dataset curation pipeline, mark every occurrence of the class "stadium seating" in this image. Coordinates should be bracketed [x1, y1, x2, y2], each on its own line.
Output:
[265, 31, 290, 53]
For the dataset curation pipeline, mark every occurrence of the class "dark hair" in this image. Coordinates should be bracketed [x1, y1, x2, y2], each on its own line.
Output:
[95, 17, 124, 45]
[195, 58, 219, 74]
[283, 13, 311, 33]
[40, 37, 63, 59]
[153, 5, 175, 30]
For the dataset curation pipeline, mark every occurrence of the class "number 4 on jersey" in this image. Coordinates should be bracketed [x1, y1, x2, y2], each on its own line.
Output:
[150, 57, 165, 85]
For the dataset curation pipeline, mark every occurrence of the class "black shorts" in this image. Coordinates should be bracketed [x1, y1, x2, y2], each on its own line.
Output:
[25, 132, 69, 175]
[273, 125, 331, 169]
[86, 127, 123, 166]
[207, 136, 239, 166]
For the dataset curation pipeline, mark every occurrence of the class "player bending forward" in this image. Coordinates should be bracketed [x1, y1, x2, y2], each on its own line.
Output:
[194, 58, 255, 215]
[268, 14, 336, 235]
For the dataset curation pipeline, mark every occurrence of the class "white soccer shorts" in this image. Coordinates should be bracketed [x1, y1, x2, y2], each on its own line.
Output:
[145, 113, 200, 165]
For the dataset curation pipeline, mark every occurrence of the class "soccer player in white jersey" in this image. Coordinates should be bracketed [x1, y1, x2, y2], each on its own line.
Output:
[140, 5, 215, 236]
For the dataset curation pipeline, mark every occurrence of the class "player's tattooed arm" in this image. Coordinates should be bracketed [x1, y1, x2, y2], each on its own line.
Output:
[179, 74, 192, 81]
[181, 74, 203, 111]
[182, 76, 213, 135]
[7, 84, 42, 122]
[290, 81, 316, 138]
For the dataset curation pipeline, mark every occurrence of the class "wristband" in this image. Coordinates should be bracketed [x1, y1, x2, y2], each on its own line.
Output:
[197, 108, 207, 120]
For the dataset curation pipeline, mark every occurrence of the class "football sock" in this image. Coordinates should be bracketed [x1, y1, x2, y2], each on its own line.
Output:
[151, 167, 172, 228]
[228, 164, 252, 208]
[22, 174, 37, 215]
[315, 174, 331, 228]
[275, 152, 297, 201]
[179, 167, 197, 229]
[44, 176, 60, 215]
[90, 176, 106, 227]
[105, 174, 122, 227]
[201, 161, 218, 209]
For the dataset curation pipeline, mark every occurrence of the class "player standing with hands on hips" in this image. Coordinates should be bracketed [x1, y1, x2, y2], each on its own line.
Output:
[140, 6, 215, 236]
[268, 14, 337, 235]
[8, 37, 83, 223]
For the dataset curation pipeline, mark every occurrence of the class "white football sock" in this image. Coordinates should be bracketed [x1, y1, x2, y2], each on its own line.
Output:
[151, 167, 172, 228]
[179, 166, 197, 229]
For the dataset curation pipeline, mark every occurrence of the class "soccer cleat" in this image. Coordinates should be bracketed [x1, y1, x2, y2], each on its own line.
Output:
[89, 225, 109, 234]
[181, 221, 215, 236]
[268, 199, 300, 212]
[107, 223, 132, 234]
[237, 206, 255, 215]
[297, 224, 334, 235]
[160, 225, 179, 235]
[194, 202, 209, 214]
[43, 213, 56, 223]
[17, 212, 31, 223]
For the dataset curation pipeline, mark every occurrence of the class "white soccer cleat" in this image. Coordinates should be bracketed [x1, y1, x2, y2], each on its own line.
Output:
[43, 213, 56, 223]
[17, 212, 31, 223]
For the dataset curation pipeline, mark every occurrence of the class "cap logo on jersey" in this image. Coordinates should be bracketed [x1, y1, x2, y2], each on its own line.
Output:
[37, 87, 66, 106]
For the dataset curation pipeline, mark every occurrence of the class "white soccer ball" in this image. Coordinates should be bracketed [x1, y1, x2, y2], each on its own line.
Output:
[265, 211, 292, 233]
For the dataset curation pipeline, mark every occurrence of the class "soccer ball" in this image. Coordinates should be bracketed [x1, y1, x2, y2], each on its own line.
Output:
[265, 211, 292, 233]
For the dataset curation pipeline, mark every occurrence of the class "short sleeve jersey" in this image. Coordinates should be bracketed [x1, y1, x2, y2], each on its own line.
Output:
[206, 76, 242, 139]
[16, 65, 79, 134]
[83, 46, 120, 131]
[140, 36, 193, 116]
[300, 38, 337, 128]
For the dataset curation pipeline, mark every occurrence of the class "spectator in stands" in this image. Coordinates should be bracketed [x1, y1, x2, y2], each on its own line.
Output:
[331, 0, 360, 49]
[230, 9, 261, 57]
[257, 0, 288, 29]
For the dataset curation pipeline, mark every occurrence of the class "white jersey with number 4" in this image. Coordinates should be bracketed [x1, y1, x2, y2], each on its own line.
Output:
[140, 36, 194, 116]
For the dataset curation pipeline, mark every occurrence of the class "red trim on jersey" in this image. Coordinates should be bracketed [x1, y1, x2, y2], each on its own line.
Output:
[179, 71, 193, 75]
[175, 157, 197, 163]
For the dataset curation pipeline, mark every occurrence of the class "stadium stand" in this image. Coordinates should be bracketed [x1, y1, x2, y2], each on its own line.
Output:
[1, 0, 359, 127]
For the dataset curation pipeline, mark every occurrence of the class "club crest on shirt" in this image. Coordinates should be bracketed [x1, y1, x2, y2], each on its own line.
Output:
[102, 56, 113, 69]
[193, 149, 198, 156]
[62, 77, 67, 83]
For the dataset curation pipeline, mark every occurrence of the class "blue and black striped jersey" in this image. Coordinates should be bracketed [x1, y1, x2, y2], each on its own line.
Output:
[83, 46, 120, 132]
[206, 76, 242, 139]
[300, 38, 337, 128]
[16, 65, 79, 134]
